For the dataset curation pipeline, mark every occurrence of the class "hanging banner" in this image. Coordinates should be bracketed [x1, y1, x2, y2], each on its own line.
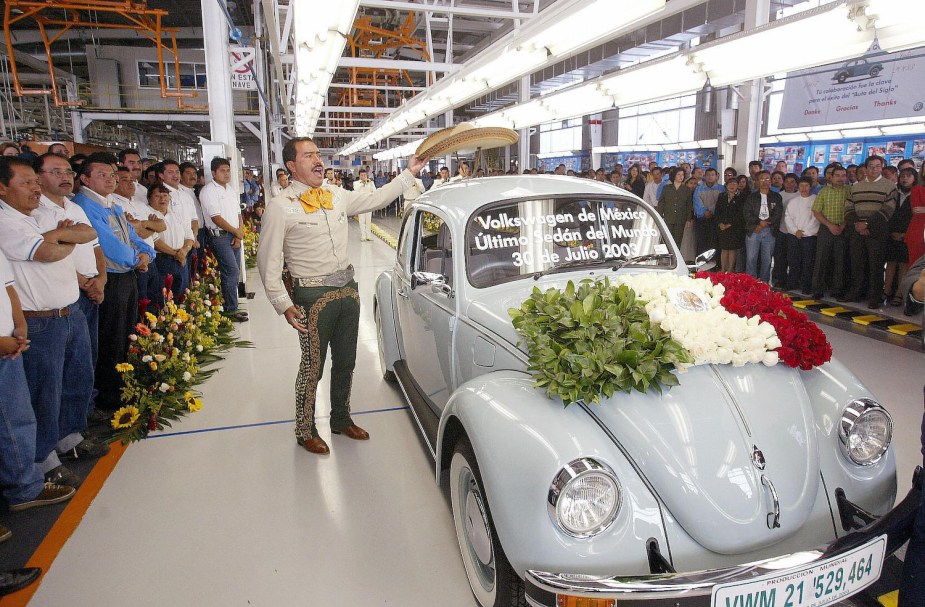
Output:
[778, 41, 925, 129]
[229, 47, 256, 90]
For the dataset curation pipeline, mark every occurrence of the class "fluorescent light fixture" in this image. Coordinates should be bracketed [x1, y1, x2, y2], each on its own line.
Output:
[540, 85, 615, 119]
[466, 46, 548, 88]
[522, 0, 665, 58]
[502, 100, 553, 129]
[293, 0, 360, 135]
[696, 139, 718, 148]
[806, 130, 843, 140]
[759, 136, 781, 144]
[470, 113, 516, 129]
[842, 127, 882, 138]
[692, 4, 870, 87]
[779, 133, 809, 142]
[865, 0, 925, 51]
[880, 123, 925, 135]
[600, 56, 706, 106]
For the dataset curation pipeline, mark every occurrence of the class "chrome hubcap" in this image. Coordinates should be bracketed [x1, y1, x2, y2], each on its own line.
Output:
[465, 489, 492, 565]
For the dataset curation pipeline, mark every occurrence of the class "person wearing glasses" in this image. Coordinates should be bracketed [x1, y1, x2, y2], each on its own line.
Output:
[73, 153, 155, 416]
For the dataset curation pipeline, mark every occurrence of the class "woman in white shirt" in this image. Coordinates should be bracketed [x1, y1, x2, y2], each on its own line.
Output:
[784, 177, 820, 293]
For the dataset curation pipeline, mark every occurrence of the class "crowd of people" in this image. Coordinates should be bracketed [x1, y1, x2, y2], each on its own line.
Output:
[0, 142, 250, 594]
[554, 156, 923, 311]
[293, 154, 924, 314]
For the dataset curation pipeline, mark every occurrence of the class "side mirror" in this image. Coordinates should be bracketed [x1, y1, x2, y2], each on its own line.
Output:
[687, 248, 716, 272]
[411, 271, 445, 289]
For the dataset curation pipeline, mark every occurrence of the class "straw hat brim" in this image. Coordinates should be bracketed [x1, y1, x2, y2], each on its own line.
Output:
[416, 126, 518, 159]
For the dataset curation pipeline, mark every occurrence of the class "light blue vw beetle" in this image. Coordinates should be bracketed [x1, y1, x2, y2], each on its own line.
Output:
[373, 175, 918, 607]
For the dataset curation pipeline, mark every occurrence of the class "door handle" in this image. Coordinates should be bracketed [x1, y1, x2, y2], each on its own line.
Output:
[398, 286, 410, 299]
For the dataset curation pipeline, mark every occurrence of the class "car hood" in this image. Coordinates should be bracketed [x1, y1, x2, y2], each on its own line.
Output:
[467, 285, 821, 555]
[586, 363, 820, 554]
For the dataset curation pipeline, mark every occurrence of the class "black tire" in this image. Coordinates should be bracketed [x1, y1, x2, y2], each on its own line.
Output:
[374, 301, 397, 383]
[449, 438, 526, 607]
[836, 73, 848, 84]
[870, 67, 882, 78]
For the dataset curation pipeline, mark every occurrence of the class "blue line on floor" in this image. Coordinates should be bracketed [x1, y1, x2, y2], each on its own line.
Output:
[148, 405, 411, 439]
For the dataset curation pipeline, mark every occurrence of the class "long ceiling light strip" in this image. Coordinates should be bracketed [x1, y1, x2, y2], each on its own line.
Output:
[469, 0, 925, 135]
[293, 0, 361, 135]
[338, 0, 666, 155]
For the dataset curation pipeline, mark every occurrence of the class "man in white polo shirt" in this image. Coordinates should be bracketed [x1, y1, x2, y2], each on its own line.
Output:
[157, 159, 199, 284]
[148, 183, 195, 302]
[0, 157, 108, 488]
[35, 152, 109, 418]
[198, 157, 247, 321]
[113, 165, 165, 308]
[0, 249, 75, 519]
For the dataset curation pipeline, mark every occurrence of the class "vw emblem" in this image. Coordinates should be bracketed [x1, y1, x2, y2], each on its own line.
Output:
[751, 445, 766, 470]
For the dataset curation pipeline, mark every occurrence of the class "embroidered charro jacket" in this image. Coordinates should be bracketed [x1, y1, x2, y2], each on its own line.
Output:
[257, 170, 415, 314]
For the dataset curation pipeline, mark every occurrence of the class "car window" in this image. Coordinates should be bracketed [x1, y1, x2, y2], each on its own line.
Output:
[397, 211, 416, 273]
[466, 196, 673, 288]
[415, 211, 453, 286]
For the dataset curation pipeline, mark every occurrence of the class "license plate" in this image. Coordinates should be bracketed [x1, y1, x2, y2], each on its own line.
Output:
[711, 535, 886, 607]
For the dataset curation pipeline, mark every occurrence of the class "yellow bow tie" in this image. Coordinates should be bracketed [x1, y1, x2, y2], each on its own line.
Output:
[299, 188, 334, 214]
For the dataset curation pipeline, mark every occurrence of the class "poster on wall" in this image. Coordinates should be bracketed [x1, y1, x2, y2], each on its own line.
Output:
[778, 40, 925, 129]
[813, 147, 827, 164]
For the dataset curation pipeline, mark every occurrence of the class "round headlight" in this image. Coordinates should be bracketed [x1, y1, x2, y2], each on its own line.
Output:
[548, 458, 621, 538]
[839, 398, 893, 466]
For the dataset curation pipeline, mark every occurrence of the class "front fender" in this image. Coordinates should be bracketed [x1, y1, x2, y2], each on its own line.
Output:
[437, 371, 669, 578]
[800, 358, 898, 522]
[374, 270, 401, 371]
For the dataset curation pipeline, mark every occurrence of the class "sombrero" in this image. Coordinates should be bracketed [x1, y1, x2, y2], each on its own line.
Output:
[416, 122, 518, 159]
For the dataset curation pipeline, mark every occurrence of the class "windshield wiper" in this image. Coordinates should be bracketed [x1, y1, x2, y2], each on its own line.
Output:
[531, 257, 611, 281]
[610, 252, 673, 272]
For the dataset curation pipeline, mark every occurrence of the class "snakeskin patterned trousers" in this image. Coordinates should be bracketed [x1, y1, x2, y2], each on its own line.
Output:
[291, 281, 360, 439]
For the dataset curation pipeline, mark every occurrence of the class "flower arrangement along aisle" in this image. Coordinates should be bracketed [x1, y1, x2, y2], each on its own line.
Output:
[243, 220, 259, 269]
[107, 254, 250, 444]
[695, 271, 832, 370]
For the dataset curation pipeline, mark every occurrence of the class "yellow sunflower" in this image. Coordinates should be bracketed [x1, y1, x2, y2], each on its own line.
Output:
[115, 363, 134, 373]
[111, 405, 140, 429]
[145, 311, 157, 324]
[184, 392, 203, 412]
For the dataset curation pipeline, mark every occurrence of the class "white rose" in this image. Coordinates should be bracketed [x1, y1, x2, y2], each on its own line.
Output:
[196, 345, 204, 352]
[763, 351, 779, 366]
[159, 383, 170, 393]
[183, 371, 192, 381]
[142, 355, 153, 363]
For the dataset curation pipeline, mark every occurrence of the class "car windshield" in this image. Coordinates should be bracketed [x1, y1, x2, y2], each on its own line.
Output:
[466, 196, 674, 288]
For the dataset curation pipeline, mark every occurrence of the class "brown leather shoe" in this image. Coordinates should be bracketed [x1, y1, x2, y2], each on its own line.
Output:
[297, 435, 329, 454]
[332, 424, 370, 440]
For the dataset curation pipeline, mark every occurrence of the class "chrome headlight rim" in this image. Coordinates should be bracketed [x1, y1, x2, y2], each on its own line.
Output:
[547, 458, 622, 539]
[839, 398, 893, 466]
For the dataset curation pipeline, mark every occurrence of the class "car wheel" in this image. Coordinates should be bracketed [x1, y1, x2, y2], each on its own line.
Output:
[450, 438, 526, 607]
[870, 66, 882, 77]
[374, 300, 397, 383]
[836, 73, 847, 83]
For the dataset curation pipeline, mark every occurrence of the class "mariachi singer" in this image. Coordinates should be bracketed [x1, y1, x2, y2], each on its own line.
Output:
[257, 137, 428, 454]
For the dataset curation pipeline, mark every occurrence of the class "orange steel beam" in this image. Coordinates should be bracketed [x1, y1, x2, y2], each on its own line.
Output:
[3, 0, 199, 108]
[334, 11, 431, 128]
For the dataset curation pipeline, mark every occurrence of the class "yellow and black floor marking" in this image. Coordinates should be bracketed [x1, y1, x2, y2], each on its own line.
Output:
[790, 296, 922, 350]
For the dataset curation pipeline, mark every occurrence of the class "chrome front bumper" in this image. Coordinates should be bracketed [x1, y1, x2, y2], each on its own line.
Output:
[525, 472, 921, 607]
